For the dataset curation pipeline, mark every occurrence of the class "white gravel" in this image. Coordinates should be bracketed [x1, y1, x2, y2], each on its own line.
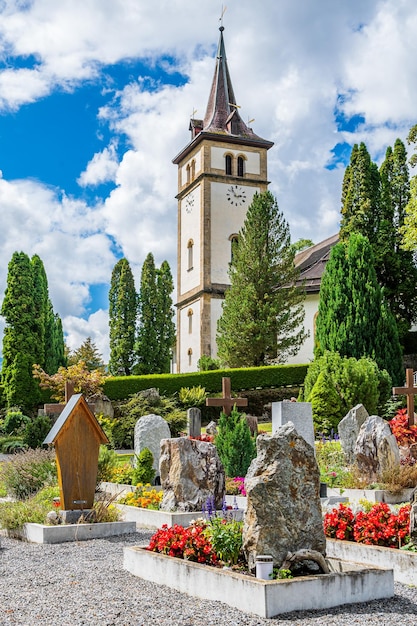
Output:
[1, 532, 417, 625]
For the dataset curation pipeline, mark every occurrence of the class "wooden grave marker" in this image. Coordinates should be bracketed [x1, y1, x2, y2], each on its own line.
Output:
[43, 393, 109, 513]
[206, 377, 248, 416]
[393, 368, 417, 427]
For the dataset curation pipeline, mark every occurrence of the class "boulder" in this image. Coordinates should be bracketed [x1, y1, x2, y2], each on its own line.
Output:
[354, 415, 400, 482]
[160, 437, 225, 512]
[242, 423, 326, 570]
[338, 404, 369, 464]
[134, 414, 171, 480]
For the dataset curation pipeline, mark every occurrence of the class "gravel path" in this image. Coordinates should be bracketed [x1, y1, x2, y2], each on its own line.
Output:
[1, 532, 417, 625]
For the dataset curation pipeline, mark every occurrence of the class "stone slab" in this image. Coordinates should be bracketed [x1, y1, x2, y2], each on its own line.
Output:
[117, 504, 243, 529]
[21, 521, 136, 544]
[271, 402, 315, 451]
[326, 538, 417, 585]
[123, 546, 394, 619]
[326, 487, 414, 504]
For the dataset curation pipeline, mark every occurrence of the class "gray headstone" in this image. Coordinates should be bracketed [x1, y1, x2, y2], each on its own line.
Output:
[272, 401, 315, 451]
[242, 423, 325, 570]
[187, 407, 201, 438]
[160, 438, 225, 512]
[205, 420, 218, 435]
[354, 415, 400, 483]
[338, 404, 369, 464]
[134, 414, 171, 480]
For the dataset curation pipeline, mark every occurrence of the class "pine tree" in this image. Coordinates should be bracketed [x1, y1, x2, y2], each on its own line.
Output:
[45, 307, 66, 374]
[136, 253, 159, 374]
[215, 408, 256, 477]
[31, 255, 49, 369]
[108, 258, 137, 376]
[1, 252, 40, 410]
[68, 337, 105, 371]
[217, 191, 307, 367]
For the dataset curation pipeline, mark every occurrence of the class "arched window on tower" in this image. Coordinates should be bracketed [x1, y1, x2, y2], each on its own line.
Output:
[225, 154, 232, 176]
[186, 163, 191, 184]
[229, 234, 239, 264]
[187, 348, 193, 367]
[187, 239, 194, 271]
[191, 159, 196, 181]
[237, 156, 245, 177]
[188, 308, 193, 334]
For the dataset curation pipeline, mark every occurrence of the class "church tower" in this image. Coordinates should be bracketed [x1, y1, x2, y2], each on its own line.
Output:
[173, 27, 274, 372]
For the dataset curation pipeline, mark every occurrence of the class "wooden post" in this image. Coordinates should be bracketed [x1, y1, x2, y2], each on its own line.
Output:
[393, 368, 417, 427]
[206, 377, 248, 416]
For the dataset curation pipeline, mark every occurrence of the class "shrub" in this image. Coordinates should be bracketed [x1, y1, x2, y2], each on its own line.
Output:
[3, 411, 30, 435]
[204, 516, 243, 565]
[0, 484, 60, 531]
[23, 415, 52, 449]
[178, 386, 207, 409]
[97, 446, 119, 483]
[197, 355, 221, 371]
[116, 391, 187, 441]
[1, 448, 56, 499]
[215, 407, 256, 478]
[132, 448, 155, 485]
[0, 436, 27, 453]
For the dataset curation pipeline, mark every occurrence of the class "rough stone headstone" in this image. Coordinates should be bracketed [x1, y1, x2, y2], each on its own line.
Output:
[409, 491, 417, 544]
[160, 437, 225, 512]
[205, 420, 218, 435]
[271, 402, 315, 451]
[338, 404, 369, 464]
[242, 422, 326, 570]
[187, 408, 201, 438]
[134, 414, 171, 480]
[354, 415, 400, 482]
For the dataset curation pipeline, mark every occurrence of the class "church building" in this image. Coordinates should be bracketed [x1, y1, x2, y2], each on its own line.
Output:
[173, 27, 274, 372]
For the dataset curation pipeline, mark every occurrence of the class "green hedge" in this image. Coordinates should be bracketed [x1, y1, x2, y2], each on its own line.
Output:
[103, 364, 309, 401]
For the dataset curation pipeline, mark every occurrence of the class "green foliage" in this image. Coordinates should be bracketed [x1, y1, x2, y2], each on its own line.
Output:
[315, 440, 351, 486]
[197, 355, 222, 371]
[119, 390, 187, 438]
[272, 568, 293, 580]
[109, 257, 137, 376]
[315, 234, 403, 385]
[136, 254, 175, 374]
[215, 407, 256, 477]
[3, 411, 30, 435]
[217, 191, 308, 367]
[97, 414, 135, 450]
[205, 517, 243, 565]
[178, 386, 207, 409]
[305, 352, 391, 434]
[132, 447, 155, 485]
[68, 337, 105, 372]
[401, 125, 417, 251]
[0, 485, 59, 531]
[97, 446, 120, 483]
[103, 364, 309, 400]
[0, 436, 27, 454]
[1, 448, 56, 499]
[22, 415, 52, 449]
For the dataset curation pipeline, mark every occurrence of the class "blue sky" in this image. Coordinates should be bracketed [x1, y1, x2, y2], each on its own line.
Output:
[0, 0, 416, 362]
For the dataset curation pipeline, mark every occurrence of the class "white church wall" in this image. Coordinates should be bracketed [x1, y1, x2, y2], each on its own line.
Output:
[285, 293, 319, 365]
[211, 147, 260, 175]
[180, 186, 201, 294]
[180, 150, 202, 187]
[178, 299, 201, 373]
[210, 182, 259, 284]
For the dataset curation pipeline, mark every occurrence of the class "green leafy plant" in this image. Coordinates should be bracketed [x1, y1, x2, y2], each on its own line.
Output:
[1, 447, 56, 499]
[0, 436, 27, 453]
[197, 355, 221, 371]
[272, 567, 293, 579]
[23, 414, 52, 449]
[178, 386, 207, 409]
[132, 447, 155, 485]
[215, 407, 256, 477]
[204, 516, 243, 565]
[97, 446, 120, 482]
[3, 411, 30, 435]
[0, 484, 60, 531]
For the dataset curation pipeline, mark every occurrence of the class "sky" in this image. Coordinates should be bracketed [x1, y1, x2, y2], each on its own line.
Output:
[0, 0, 416, 363]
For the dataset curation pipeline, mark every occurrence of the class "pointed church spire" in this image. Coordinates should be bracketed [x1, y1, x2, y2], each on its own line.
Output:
[203, 27, 256, 138]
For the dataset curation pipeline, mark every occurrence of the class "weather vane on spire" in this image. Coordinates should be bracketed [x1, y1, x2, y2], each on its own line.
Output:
[219, 5, 227, 28]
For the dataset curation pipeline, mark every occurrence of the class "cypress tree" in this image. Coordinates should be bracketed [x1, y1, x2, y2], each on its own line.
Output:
[31, 254, 49, 369]
[217, 191, 307, 367]
[1, 252, 40, 410]
[155, 260, 175, 373]
[136, 253, 159, 374]
[108, 258, 137, 376]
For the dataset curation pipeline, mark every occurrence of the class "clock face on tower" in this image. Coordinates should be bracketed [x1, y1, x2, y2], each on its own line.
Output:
[226, 184, 247, 207]
[184, 193, 195, 214]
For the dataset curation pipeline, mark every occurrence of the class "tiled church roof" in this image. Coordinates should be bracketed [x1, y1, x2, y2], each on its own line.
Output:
[294, 233, 339, 293]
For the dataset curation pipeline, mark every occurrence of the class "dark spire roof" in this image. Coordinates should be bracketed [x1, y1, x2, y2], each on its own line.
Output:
[202, 26, 267, 141]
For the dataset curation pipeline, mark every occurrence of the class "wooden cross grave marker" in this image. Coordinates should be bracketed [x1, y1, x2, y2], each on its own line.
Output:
[206, 377, 248, 416]
[393, 368, 417, 427]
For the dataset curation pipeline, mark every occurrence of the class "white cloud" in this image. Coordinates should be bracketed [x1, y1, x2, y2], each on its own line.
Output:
[63, 309, 109, 363]
[77, 143, 119, 187]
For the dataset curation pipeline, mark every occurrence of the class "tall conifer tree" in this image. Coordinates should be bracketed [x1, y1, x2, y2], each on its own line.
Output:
[108, 258, 137, 375]
[155, 260, 175, 373]
[217, 191, 307, 367]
